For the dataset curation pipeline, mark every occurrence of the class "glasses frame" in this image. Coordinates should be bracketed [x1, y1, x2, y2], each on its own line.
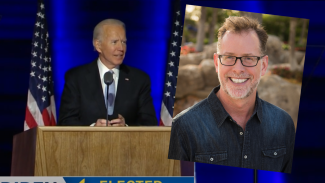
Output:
[218, 55, 266, 67]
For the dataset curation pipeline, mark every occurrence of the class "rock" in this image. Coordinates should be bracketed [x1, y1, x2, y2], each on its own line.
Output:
[203, 42, 218, 59]
[295, 51, 305, 65]
[175, 65, 205, 98]
[265, 34, 305, 71]
[190, 86, 215, 98]
[173, 95, 202, 117]
[179, 52, 206, 66]
[257, 74, 301, 127]
[179, 42, 218, 66]
[199, 59, 220, 87]
[266, 35, 285, 64]
[281, 50, 305, 65]
[269, 63, 291, 70]
[299, 54, 305, 69]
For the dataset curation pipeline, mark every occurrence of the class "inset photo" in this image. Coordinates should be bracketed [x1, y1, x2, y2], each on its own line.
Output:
[168, 5, 308, 173]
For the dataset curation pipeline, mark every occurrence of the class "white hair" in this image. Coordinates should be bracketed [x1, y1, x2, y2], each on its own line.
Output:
[93, 19, 125, 46]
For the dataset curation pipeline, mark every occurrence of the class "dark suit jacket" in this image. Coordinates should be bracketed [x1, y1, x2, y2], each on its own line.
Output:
[58, 60, 158, 126]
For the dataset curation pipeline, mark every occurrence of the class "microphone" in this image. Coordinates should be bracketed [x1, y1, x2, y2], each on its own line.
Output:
[104, 71, 114, 126]
[104, 71, 114, 85]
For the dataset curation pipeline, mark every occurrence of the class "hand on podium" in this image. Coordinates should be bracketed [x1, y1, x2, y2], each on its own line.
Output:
[95, 114, 126, 127]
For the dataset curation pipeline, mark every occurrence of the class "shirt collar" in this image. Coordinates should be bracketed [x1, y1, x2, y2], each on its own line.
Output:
[97, 58, 120, 79]
[207, 86, 263, 128]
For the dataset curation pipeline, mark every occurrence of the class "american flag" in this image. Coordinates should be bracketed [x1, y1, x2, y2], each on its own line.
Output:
[24, 0, 56, 131]
[159, 1, 183, 126]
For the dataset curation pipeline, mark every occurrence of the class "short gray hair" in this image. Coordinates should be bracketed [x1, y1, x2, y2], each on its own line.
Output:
[217, 16, 268, 55]
[93, 19, 125, 45]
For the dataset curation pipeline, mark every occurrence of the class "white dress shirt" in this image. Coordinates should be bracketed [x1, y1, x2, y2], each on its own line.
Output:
[90, 59, 120, 126]
[97, 58, 119, 96]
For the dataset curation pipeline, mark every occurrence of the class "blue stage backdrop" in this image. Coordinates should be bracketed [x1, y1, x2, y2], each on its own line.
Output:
[1, 0, 325, 182]
[46, 0, 172, 120]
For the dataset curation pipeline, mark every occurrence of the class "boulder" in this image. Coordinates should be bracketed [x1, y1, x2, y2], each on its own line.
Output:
[266, 35, 285, 64]
[179, 42, 218, 66]
[295, 51, 305, 65]
[175, 65, 205, 98]
[269, 63, 291, 70]
[179, 52, 206, 66]
[199, 59, 220, 87]
[257, 74, 301, 127]
[173, 95, 202, 117]
[203, 42, 218, 59]
[266, 34, 305, 67]
[190, 86, 215, 99]
[281, 50, 306, 66]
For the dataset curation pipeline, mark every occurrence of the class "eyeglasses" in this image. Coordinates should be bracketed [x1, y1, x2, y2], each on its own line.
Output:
[218, 55, 265, 67]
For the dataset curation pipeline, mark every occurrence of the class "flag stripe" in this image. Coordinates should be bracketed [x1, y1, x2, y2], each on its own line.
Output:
[159, 0, 182, 126]
[160, 103, 173, 126]
[25, 107, 38, 130]
[50, 95, 57, 122]
[42, 108, 50, 126]
[50, 113, 56, 126]
[26, 90, 45, 127]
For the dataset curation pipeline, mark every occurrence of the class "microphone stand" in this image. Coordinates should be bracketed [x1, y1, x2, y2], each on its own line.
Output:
[254, 169, 257, 183]
[104, 71, 114, 127]
[106, 86, 109, 126]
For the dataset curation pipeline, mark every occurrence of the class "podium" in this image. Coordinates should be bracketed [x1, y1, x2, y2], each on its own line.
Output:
[11, 126, 181, 176]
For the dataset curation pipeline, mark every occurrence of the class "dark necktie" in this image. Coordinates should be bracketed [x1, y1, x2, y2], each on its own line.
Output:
[105, 70, 115, 115]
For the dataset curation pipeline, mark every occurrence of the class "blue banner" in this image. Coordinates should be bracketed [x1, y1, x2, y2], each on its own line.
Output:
[63, 177, 194, 183]
[0, 177, 194, 183]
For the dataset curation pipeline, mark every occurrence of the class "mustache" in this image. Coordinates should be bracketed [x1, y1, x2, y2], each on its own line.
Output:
[225, 73, 252, 79]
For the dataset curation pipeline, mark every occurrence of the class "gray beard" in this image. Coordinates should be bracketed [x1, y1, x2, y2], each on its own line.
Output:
[218, 72, 260, 99]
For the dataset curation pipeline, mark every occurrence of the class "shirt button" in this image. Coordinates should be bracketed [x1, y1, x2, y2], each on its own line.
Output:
[274, 152, 277, 156]
[210, 157, 214, 161]
[240, 132, 243, 135]
[244, 155, 247, 159]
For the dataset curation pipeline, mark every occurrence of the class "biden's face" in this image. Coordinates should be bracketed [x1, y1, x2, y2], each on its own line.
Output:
[95, 25, 127, 69]
[214, 30, 268, 99]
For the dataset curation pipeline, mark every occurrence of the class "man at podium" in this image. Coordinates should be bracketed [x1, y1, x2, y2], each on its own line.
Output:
[58, 19, 157, 127]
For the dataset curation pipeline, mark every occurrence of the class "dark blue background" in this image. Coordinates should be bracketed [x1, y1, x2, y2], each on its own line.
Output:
[1, 0, 325, 182]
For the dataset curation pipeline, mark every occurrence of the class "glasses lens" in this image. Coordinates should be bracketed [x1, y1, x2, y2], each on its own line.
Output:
[242, 56, 258, 66]
[221, 56, 236, 65]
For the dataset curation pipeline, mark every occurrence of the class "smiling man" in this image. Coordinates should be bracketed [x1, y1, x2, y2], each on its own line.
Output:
[168, 16, 296, 173]
[58, 19, 157, 127]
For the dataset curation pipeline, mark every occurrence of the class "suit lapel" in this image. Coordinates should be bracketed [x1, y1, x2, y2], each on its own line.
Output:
[115, 64, 130, 111]
[85, 60, 107, 116]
